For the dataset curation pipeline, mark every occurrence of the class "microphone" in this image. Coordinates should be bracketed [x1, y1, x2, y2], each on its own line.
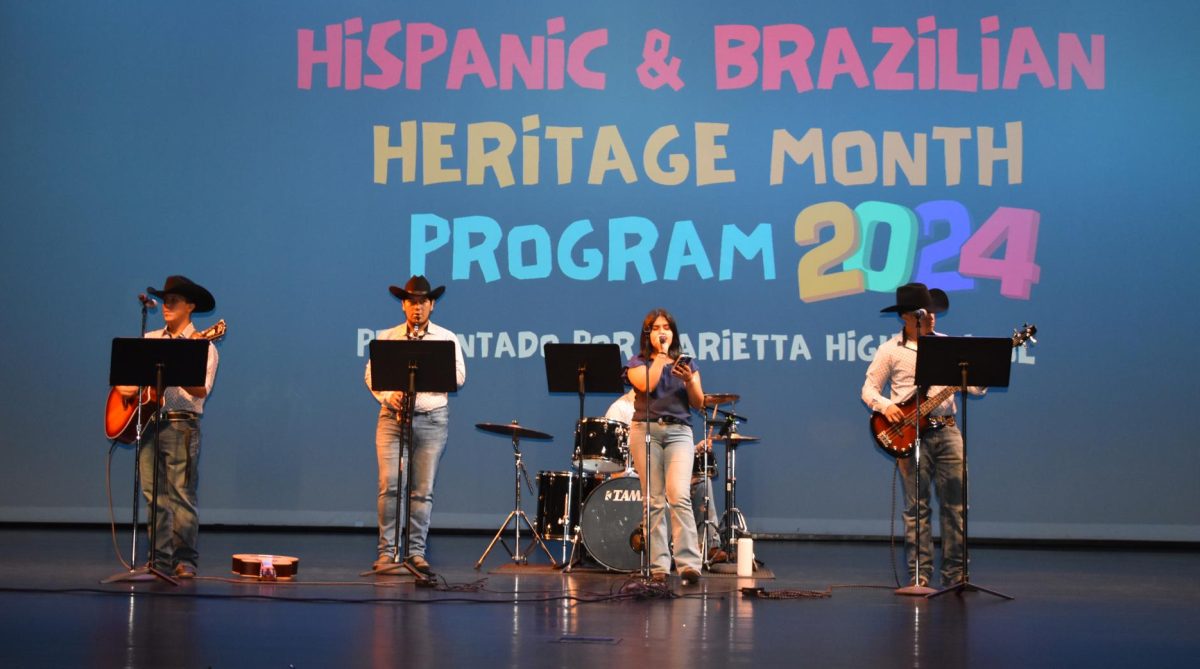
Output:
[914, 308, 928, 320]
[658, 334, 667, 347]
[138, 293, 157, 308]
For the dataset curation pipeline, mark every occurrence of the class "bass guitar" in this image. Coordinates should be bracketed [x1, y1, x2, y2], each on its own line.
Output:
[104, 319, 226, 443]
[870, 324, 1036, 458]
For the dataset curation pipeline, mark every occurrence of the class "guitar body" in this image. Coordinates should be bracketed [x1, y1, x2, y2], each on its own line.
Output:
[231, 554, 300, 580]
[103, 319, 227, 443]
[105, 386, 157, 443]
[868, 323, 1037, 459]
[870, 398, 920, 458]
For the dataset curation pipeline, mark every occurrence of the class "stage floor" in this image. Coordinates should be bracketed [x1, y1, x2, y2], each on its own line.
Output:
[0, 527, 1196, 668]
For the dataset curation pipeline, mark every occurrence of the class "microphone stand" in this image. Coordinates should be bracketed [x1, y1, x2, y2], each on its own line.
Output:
[639, 353, 653, 582]
[895, 382, 934, 596]
[129, 301, 148, 569]
[636, 335, 669, 583]
[103, 299, 176, 584]
[563, 363, 589, 571]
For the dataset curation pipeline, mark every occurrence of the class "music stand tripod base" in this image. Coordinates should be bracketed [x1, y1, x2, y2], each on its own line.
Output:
[927, 581, 1015, 600]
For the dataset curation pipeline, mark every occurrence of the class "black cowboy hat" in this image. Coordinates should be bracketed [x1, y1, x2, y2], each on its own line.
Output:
[929, 288, 950, 313]
[389, 275, 445, 302]
[147, 275, 216, 312]
[880, 282, 946, 314]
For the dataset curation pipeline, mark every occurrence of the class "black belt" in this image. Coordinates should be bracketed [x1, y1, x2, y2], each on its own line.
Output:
[927, 415, 956, 429]
[638, 416, 690, 426]
[164, 411, 199, 421]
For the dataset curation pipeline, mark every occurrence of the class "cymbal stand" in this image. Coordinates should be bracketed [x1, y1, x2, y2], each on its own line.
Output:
[475, 430, 558, 568]
[697, 445, 721, 569]
[697, 405, 724, 569]
[717, 416, 749, 555]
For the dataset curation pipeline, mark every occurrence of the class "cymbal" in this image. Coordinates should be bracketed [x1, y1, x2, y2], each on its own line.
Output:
[475, 422, 552, 440]
[703, 393, 740, 406]
[712, 434, 759, 445]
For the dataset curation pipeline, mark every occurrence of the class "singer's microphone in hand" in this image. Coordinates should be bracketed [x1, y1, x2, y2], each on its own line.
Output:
[658, 334, 667, 346]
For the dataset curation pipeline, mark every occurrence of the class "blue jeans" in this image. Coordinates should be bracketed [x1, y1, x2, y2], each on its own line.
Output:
[138, 417, 201, 571]
[628, 422, 702, 573]
[898, 424, 965, 586]
[376, 406, 448, 559]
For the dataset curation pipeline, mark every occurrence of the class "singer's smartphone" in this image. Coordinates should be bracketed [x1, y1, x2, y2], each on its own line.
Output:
[676, 355, 693, 368]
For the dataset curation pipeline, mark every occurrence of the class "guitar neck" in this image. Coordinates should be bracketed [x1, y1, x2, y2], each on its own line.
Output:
[914, 386, 960, 420]
[912, 328, 1030, 420]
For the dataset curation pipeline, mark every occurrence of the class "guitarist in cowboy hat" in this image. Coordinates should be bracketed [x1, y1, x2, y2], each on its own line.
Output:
[115, 275, 219, 579]
[364, 275, 466, 577]
[861, 282, 985, 589]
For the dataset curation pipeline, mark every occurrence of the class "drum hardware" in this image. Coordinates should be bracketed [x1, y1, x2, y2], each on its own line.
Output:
[710, 407, 748, 424]
[700, 393, 760, 569]
[473, 421, 559, 569]
[713, 431, 759, 564]
[694, 445, 723, 567]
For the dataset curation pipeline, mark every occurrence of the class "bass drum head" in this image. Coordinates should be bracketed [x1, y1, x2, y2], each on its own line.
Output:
[579, 477, 643, 572]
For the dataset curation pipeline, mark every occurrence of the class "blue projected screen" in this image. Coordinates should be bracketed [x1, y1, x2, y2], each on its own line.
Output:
[1, 1, 1196, 541]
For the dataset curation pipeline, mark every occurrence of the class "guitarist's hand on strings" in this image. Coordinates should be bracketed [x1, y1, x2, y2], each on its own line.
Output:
[386, 391, 406, 411]
[882, 403, 905, 424]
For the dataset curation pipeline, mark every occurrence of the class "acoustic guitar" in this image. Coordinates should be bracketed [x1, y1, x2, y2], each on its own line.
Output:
[104, 319, 226, 443]
[869, 324, 1036, 458]
[231, 553, 300, 580]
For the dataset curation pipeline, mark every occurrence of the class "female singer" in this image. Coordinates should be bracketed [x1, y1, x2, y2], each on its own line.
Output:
[625, 308, 705, 584]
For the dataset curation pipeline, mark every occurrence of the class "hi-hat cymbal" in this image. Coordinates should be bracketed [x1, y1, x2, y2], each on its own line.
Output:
[712, 434, 759, 445]
[475, 422, 552, 440]
[703, 393, 740, 406]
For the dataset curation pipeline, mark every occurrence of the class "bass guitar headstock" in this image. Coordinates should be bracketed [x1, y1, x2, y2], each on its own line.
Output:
[195, 319, 227, 342]
[1012, 323, 1037, 348]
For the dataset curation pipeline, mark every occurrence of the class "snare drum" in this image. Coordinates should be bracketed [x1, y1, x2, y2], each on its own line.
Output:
[579, 476, 644, 572]
[535, 470, 601, 541]
[573, 417, 628, 474]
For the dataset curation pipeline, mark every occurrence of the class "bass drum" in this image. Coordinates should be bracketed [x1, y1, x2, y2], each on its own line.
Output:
[579, 476, 643, 572]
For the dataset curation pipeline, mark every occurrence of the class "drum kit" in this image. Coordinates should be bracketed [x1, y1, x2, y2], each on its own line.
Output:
[474, 392, 758, 573]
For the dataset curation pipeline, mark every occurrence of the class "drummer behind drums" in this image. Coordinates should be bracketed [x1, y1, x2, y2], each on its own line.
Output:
[606, 391, 727, 564]
[624, 308, 705, 585]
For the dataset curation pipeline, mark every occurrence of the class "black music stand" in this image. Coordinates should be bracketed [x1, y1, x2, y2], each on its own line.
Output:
[543, 343, 623, 569]
[543, 343, 625, 420]
[916, 335, 1014, 601]
[366, 339, 458, 581]
[103, 337, 209, 585]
